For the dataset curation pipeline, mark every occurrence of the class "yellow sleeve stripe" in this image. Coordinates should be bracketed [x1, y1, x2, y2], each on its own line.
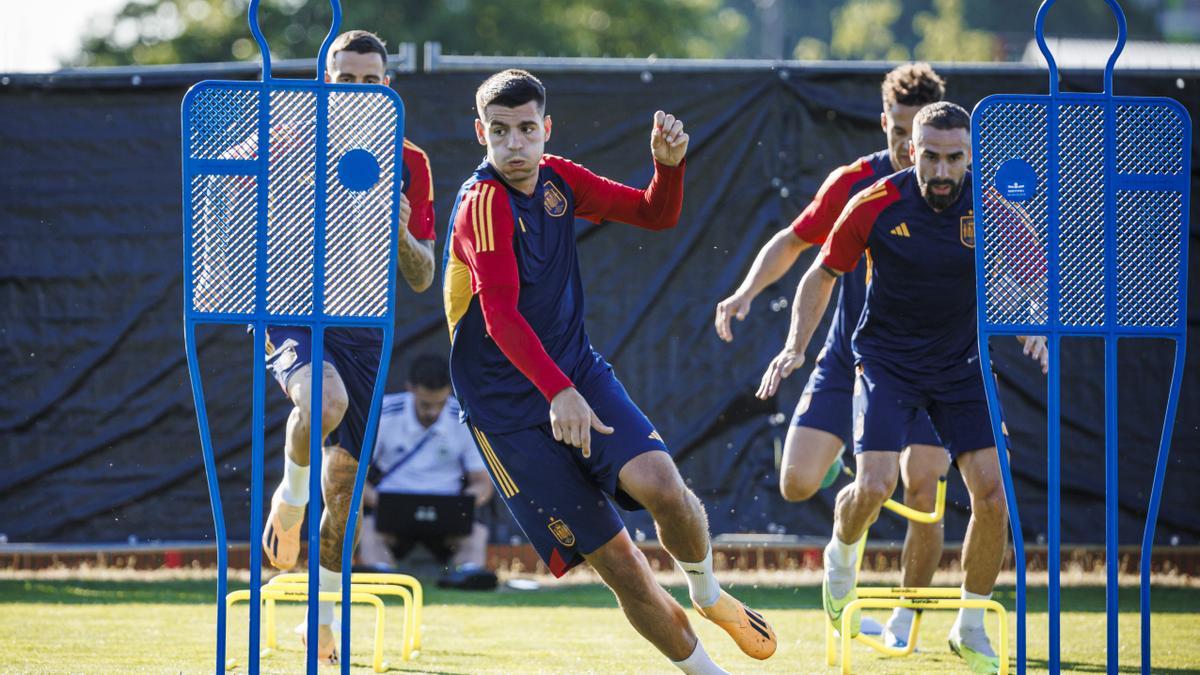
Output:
[483, 183, 496, 252]
[468, 183, 499, 253]
[470, 185, 483, 252]
[472, 427, 518, 497]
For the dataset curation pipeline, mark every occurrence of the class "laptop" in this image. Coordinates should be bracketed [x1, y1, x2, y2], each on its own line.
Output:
[374, 492, 474, 538]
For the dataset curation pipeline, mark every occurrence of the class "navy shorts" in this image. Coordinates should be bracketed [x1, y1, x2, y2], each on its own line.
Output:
[852, 359, 995, 460]
[794, 345, 941, 450]
[264, 326, 382, 461]
[465, 370, 667, 577]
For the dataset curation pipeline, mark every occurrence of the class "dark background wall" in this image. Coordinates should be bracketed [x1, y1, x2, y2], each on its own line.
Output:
[1, 64, 1197, 549]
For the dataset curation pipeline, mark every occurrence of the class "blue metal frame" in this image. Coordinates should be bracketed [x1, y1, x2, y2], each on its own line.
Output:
[181, 1, 405, 673]
[972, 1, 1190, 673]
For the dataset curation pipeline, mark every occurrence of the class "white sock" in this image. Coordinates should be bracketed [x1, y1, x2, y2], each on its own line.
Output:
[317, 565, 341, 625]
[826, 533, 860, 567]
[671, 639, 728, 675]
[281, 456, 310, 506]
[675, 546, 721, 608]
[955, 587, 991, 631]
[888, 607, 915, 636]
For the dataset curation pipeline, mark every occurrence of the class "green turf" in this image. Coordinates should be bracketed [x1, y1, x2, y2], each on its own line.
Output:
[1, 579, 1197, 673]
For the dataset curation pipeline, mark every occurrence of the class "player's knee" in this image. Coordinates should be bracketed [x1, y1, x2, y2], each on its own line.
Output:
[903, 482, 938, 511]
[780, 469, 820, 502]
[319, 388, 348, 433]
[972, 486, 1008, 524]
[855, 474, 897, 508]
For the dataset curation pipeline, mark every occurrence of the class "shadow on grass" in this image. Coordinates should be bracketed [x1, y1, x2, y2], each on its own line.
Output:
[1024, 658, 1199, 674]
[1, 580, 1197, 615]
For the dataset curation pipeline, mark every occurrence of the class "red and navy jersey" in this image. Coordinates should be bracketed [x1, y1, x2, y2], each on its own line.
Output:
[820, 168, 978, 383]
[790, 150, 894, 369]
[443, 155, 685, 433]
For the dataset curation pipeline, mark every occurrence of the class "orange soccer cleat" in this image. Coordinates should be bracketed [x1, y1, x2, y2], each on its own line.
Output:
[694, 589, 778, 660]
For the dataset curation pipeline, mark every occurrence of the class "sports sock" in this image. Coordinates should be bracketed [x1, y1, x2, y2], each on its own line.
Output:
[887, 606, 915, 639]
[281, 456, 310, 506]
[317, 565, 341, 625]
[675, 546, 721, 608]
[826, 533, 860, 567]
[954, 587, 991, 632]
[671, 639, 729, 675]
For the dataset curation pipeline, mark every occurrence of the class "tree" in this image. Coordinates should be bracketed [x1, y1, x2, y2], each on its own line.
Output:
[914, 0, 996, 62]
[828, 0, 910, 61]
[73, 0, 750, 67]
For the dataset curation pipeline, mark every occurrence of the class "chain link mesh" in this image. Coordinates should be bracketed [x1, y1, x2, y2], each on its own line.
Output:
[1057, 104, 1107, 327]
[975, 102, 1049, 327]
[1117, 190, 1183, 327]
[1117, 104, 1185, 175]
[265, 90, 317, 316]
[189, 86, 258, 160]
[323, 91, 397, 318]
[190, 174, 258, 314]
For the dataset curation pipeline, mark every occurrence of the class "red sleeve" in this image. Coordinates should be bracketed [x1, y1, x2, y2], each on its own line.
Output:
[542, 154, 684, 230]
[403, 142, 436, 241]
[451, 181, 573, 401]
[791, 158, 877, 245]
[819, 180, 897, 273]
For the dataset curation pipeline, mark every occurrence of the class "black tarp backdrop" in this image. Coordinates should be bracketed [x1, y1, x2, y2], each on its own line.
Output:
[1, 65, 1197, 550]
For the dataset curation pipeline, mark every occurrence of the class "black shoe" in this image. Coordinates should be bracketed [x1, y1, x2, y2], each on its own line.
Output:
[437, 564, 498, 591]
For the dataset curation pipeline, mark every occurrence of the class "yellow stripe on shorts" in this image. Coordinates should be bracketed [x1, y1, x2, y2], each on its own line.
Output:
[472, 427, 518, 498]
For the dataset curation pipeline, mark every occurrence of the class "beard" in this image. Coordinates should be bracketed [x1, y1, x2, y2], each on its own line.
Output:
[920, 176, 963, 211]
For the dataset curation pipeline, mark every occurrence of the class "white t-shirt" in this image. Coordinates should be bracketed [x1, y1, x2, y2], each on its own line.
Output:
[372, 392, 484, 495]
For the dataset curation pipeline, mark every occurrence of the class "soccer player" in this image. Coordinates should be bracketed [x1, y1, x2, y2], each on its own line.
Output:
[443, 69, 776, 674]
[719, 63, 949, 646]
[258, 30, 436, 662]
[756, 102, 1047, 673]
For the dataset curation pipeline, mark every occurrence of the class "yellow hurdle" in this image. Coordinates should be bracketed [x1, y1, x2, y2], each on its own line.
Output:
[268, 572, 424, 653]
[225, 589, 389, 672]
[223, 572, 424, 672]
[823, 471, 1009, 672]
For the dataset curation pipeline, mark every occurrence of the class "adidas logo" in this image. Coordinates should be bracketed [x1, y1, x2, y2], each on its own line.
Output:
[889, 222, 911, 237]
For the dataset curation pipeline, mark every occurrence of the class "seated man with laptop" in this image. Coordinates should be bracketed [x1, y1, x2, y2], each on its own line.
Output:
[359, 354, 497, 590]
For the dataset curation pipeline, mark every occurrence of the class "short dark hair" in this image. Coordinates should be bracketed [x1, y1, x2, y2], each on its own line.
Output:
[326, 30, 388, 74]
[882, 62, 946, 108]
[913, 101, 971, 134]
[475, 69, 546, 119]
[408, 353, 451, 391]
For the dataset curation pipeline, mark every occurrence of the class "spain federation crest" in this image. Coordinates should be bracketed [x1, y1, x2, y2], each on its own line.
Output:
[548, 518, 575, 547]
[543, 180, 567, 217]
[960, 214, 975, 249]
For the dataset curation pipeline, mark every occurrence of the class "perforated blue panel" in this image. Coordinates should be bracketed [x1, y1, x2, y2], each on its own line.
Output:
[181, 2, 405, 673]
[972, 3, 1190, 674]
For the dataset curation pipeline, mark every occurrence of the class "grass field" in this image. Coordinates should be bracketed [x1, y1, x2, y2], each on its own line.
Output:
[1, 575, 1198, 674]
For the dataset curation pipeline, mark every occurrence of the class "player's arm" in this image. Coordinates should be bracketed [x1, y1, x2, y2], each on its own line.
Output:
[464, 469, 494, 507]
[715, 228, 811, 342]
[545, 111, 688, 231]
[716, 160, 869, 342]
[453, 184, 613, 455]
[756, 191, 875, 399]
[396, 152, 437, 292]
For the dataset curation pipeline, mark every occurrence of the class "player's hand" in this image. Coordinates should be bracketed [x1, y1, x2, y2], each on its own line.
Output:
[651, 111, 689, 167]
[1019, 335, 1049, 375]
[549, 387, 614, 458]
[756, 346, 804, 400]
[714, 292, 753, 343]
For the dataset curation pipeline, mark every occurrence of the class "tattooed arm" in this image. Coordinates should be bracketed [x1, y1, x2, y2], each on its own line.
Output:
[396, 193, 435, 292]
